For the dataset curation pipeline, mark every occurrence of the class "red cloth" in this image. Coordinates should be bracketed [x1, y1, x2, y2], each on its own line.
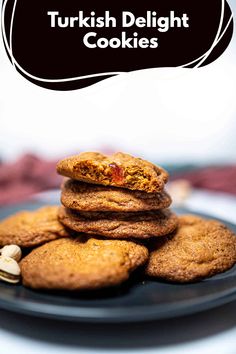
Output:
[0, 154, 62, 206]
[172, 166, 236, 196]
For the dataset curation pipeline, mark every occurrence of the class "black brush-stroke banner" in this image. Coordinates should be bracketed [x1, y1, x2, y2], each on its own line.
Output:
[1, 0, 234, 90]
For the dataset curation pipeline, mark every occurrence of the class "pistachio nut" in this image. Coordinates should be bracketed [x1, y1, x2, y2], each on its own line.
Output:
[0, 256, 21, 284]
[1, 245, 22, 262]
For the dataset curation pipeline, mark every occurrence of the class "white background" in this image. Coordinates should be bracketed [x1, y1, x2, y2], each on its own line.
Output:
[0, 1, 236, 164]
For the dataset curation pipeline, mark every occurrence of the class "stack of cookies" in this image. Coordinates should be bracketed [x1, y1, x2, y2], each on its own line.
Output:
[56, 152, 178, 241]
[1, 151, 236, 291]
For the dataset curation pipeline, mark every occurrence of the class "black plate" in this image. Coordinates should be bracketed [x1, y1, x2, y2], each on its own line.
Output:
[0, 201, 236, 323]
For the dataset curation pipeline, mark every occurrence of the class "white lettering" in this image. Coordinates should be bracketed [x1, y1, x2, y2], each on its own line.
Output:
[47, 11, 59, 27]
[83, 32, 97, 48]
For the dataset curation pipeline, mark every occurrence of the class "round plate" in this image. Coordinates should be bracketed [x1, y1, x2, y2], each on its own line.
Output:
[0, 201, 236, 323]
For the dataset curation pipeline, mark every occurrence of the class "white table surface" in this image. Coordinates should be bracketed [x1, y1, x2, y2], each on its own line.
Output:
[0, 189, 236, 354]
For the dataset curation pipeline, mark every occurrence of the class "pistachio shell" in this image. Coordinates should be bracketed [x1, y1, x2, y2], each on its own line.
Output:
[0, 256, 21, 276]
[1, 245, 22, 262]
[0, 274, 20, 284]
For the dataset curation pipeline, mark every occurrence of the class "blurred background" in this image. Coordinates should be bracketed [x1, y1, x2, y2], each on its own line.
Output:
[0, 0, 236, 221]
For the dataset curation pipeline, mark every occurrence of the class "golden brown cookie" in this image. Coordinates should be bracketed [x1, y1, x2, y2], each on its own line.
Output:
[58, 206, 178, 239]
[0, 206, 70, 248]
[20, 237, 148, 290]
[61, 179, 172, 212]
[57, 152, 168, 193]
[145, 215, 236, 283]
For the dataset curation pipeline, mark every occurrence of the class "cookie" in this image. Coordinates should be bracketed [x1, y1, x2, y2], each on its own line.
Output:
[61, 179, 172, 212]
[0, 206, 70, 248]
[57, 152, 168, 193]
[20, 237, 148, 290]
[58, 206, 178, 239]
[145, 215, 236, 283]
